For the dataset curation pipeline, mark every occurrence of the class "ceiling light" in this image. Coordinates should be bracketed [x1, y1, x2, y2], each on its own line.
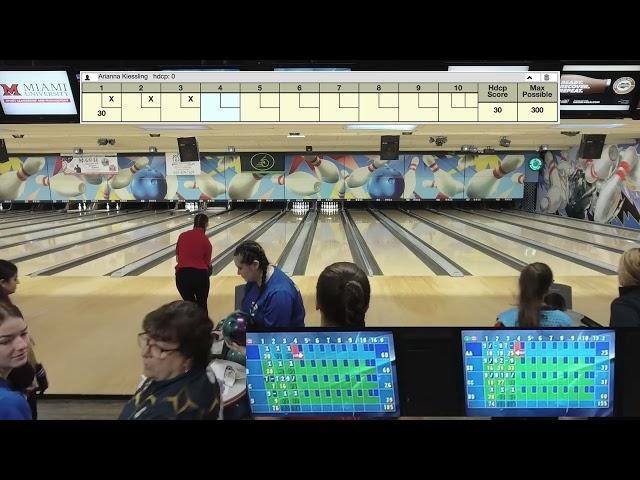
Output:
[345, 124, 416, 131]
[140, 125, 209, 131]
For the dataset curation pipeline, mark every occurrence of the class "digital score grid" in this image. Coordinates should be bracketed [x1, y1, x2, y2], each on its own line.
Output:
[80, 71, 559, 124]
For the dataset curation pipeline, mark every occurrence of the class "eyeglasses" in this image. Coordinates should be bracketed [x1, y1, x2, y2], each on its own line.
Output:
[137, 332, 180, 359]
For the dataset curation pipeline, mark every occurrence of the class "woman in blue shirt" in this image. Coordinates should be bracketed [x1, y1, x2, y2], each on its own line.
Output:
[234, 240, 305, 328]
[496, 262, 573, 328]
[0, 302, 32, 420]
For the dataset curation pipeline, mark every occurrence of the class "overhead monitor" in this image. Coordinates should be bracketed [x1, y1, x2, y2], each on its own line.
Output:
[560, 65, 640, 117]
[0, 69, 79, 122]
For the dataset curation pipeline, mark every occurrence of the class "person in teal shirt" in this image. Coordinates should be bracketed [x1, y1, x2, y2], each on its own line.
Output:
[496, 263, 573, 328]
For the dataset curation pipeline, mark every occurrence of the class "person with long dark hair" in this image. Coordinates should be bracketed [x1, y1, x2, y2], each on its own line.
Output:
[316, 262, 370, 328]
[234, 240, 305, 328]
[0, 260, 47, 419]
[175, 213, 213, 313]
[496, 262, 573, 327]
[0, 302, 31, 420]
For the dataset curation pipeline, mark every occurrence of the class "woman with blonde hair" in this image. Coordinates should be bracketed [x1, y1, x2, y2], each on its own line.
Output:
[610, 248, 640, 327]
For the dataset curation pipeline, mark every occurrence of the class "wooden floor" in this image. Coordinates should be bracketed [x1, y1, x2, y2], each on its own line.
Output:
[15, 274, 619, 395]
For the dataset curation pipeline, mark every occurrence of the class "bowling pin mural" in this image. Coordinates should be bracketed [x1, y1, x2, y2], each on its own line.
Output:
[337, 171, 347, 200]
[0, 157, 46, 200]
[403, 156, 419, 199]
[36, 174, 86, 197]
[594, 146, 639, 223]
[272, 171, 321, 197]
[165, 175, 178, 200]
[583, 145, 619, 184]
[422, 155, 463, 198]
[109, 157, 149, 189]
[539, 152, 570, 213]
[465, 155, 524, 199]
[184, 174, 225, 199]
[346, 158, 388, 188]
[227, 172, 264, 200]
[305, 155, 340, 183]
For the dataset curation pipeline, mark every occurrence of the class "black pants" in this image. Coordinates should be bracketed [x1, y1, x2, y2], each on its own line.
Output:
[176, 268, 210, 313]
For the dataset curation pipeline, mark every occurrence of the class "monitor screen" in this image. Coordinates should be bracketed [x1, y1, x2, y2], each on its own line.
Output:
[461, 329, 615, 417]
[246, 331, 400, 417]
[0, 70, 77, 115]
[560, 65, 640, 114]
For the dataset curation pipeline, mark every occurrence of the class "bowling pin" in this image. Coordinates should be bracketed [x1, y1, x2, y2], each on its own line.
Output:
[403, 157, 419, 199]
[465, 155, 524, 198]
[116, 203, 120, 211]
[583, 145, 618, 183]
[512, 173, 524, 184]
[184, 174, 225, 198]
[272, 171, 320, 196]
[337, 171, 347, 200]
[422, 155, 464, 197]
[0, 203, 3, 211]
[110, 157, 149, 189]
[346, 158, 389, 188]
[305, 155, 340, 183]
[36, 174, 86, 197]
[165, 174, 178, 200]
[539, 152, 567, 213]
[594, 146, 639, 223]
[0, 157, 46, 200]
[106, 203, 110, 211]
[228, 172, 263, 200]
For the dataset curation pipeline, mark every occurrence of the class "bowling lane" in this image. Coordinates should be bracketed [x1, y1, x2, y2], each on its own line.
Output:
[2, 211, 152, 244]
[1, 212, 168, 259]
[453, 210, 620, 267]
[217, 211, 303, 276]
[349, 210, 436, 276]
[417, 211, 599, 275]
[481, 210, 639, 251]
[517, 211, 640, 241]
[18, 211, 244, 276]
[385, 210, 516, 276]
[140, 210, 279, 277]
[305, 214, 354, 275]
[0, 211, 111, 236]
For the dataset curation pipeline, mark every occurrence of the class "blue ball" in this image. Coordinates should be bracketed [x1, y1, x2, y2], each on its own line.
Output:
[130, 168, 167, 200]
[367, 166, 405, 200]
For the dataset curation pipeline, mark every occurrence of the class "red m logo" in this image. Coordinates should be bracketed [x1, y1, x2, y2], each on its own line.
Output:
[1, 84, 20, 96]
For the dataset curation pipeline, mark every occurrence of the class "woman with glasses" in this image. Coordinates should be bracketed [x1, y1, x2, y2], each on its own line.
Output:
[119, 301, 221, 420]
[0, 302, 31, 420]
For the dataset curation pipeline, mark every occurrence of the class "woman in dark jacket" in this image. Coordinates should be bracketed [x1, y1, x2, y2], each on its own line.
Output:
[611, 248, 640, 327]
[119, 300, 221, 420]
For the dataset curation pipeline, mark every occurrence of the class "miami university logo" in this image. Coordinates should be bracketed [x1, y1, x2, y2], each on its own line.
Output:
[1, 84, 20, 96]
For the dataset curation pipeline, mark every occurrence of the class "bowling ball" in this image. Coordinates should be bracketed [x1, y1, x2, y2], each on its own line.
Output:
[225, 349, 246, 366]
[221, 310, 248, 346]
[131, 168, 167, 200]
[83, 174, 104, 185]
[367, 165, 405, 200]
